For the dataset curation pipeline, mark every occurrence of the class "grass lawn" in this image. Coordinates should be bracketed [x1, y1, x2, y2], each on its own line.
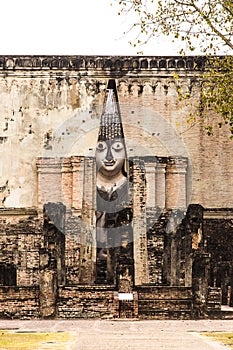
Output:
[0, 330, 76, 349]
[203, 332, 233, 349]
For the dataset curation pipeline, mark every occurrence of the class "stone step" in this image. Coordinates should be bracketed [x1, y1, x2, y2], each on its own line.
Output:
[138, 309, 193, 320]
[138, 299, 192, 311]
[209, 311, 233, 319]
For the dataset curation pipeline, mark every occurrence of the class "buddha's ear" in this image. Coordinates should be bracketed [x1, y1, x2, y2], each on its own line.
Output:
[123, 159, 129, 177]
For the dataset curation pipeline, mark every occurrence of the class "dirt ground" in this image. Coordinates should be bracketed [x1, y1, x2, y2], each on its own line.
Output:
[0, 319, 233, 350]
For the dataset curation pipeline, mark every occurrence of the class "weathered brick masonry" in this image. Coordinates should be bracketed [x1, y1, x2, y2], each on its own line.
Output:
[0, 56, 232, 319]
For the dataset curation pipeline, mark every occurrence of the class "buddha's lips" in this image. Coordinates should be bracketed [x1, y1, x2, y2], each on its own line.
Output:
[103, 160, 116, 166]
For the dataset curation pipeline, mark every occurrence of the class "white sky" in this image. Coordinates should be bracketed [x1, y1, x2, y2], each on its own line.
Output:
[0, 0, 183, 56]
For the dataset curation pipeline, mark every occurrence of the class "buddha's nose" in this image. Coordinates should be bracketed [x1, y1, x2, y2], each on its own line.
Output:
[106, 147, 113, 161]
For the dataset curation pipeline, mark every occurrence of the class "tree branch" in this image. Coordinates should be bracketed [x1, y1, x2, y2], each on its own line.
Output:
[190, 0, 233, 50]
[222, 1, 233, 17]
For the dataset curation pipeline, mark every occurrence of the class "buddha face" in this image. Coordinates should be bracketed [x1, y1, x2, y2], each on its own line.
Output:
[96, 139, 126, 178]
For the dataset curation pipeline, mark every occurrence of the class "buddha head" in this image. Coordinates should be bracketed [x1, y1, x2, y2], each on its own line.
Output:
[96, 80, 127, 180]
[96, 138, 126, 178]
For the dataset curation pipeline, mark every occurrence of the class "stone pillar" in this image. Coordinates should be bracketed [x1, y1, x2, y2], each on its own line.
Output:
[162, 228, 170, 285]
[43, 202, 66, 285]
[133, 291, 138, 317]
[61, 157, 72, 209]
[39, 249, 57, 318]
[230, 271, 233, 307]
[167, 215, 181, 286]
[82, 157, 96, 226]
[117, 258, 134, 292]
[79, 157, 96, 284]
[170, 233, 178, 286]
[186, 204, 204, 287]
[71, 156, 84, 212]
[165, 157, 187, 209]
[156, 162, 166, 208]
[113, 291, 119, 318]
[192, 252, 211, 318]
[132, 158, 149, 285]
[185, 248, 193, 287]
[145, 161, 156, 208]
[36, 157, 62, 209]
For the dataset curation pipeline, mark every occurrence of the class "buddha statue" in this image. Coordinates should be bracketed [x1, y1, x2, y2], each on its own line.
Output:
[95, 80, 133, 284]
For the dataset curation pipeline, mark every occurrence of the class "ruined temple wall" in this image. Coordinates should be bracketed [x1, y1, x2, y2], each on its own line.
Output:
[0, 286, 40, 318]
[0, 56, 232, 210]
[57, 285, 115, 318]
[203, 210, 233, 304]
[136, 286, 193, 319]
[117, 80, 232, 209]
[0, 210, 43, 285]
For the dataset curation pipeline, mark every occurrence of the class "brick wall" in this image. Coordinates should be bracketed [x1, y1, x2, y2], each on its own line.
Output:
[0, 286, 39, 319]
[146, 208, 166, 285]
[207, 287, 222, 312]
[57, 285, 115, 318]
[203, 210, 233, 307]
[0, 209, 43, 286]
[136, 286, 193, 319]
[0, 56, 232, 210]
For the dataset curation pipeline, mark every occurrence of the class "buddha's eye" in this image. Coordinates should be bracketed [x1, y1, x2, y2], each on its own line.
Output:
[96, 141, 107, 151]
[112, 141, 124, 151]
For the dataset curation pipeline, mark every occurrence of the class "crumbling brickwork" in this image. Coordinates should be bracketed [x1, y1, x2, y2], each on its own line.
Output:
[0, 209, 43, 286]
[0, 286, 39, 319]
[204, 211, 233, 307]
[136, 286, 193, 319]
[57, 285, 115, 318]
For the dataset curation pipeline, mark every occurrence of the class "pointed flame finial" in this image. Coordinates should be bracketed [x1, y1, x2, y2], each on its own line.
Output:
[98, 79, 125, 142]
